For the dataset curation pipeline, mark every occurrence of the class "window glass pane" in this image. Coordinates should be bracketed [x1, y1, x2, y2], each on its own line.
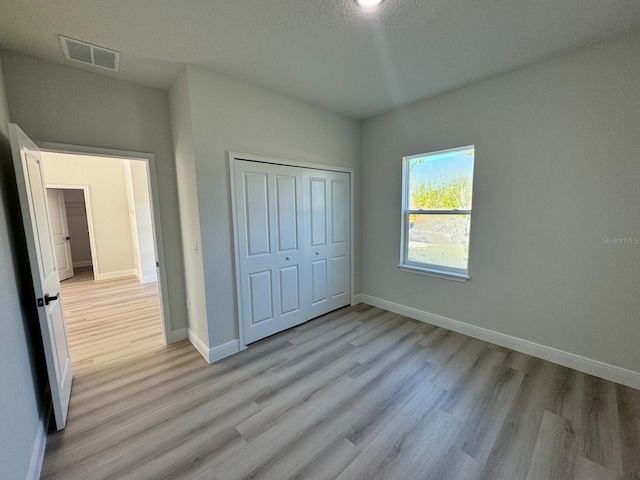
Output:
[408, 214, 470, 269]
[408, 148, 474, 210]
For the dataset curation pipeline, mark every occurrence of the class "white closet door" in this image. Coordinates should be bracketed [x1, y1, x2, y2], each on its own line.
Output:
[234, 160, 305, 344]
[303, 169, 351, 319]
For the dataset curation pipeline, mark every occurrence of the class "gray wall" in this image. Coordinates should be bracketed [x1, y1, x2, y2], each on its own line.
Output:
[168, 70, 209, 343]
[361, 32, 640, 373]
[1, 52, 188, 334]
[0, 56, 46, 480]
[173, 65, 362, 348]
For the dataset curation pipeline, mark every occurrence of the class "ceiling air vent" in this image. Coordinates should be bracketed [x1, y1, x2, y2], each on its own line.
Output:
[59, 36, 120, 71]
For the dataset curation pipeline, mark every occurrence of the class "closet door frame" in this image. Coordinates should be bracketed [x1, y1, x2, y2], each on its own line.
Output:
[229, 151, 355, 349]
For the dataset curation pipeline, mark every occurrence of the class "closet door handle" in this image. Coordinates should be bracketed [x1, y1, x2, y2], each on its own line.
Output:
[285, 256, 290, 260]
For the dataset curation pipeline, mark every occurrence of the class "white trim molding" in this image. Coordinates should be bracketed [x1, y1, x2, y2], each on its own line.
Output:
[168, 327, 188, 344]
[210, 340, 243, 363]
[95, 269, 136, 281]
[188, 329, 210, 361]
[351, 294, 363, 305]
[137, 274, 158, 284]
[27, 419, 47, 480]
[72, 260, 93, 268]
[188, 330, 243, 363]
[27, 399, 51, 480]
[360, 295, 640, 390]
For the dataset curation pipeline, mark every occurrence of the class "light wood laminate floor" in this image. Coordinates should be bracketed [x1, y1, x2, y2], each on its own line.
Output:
[42, 271, 640, 479]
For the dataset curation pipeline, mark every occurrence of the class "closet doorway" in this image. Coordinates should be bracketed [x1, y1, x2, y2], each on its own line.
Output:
[230, 153, 354, 345]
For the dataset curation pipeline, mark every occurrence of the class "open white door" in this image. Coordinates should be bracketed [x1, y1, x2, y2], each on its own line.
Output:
[9, 124, 73, 430]
[46, 189, 74, 281]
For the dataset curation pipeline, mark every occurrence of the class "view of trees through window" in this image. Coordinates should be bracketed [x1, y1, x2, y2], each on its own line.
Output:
[405, 147, 474, 272]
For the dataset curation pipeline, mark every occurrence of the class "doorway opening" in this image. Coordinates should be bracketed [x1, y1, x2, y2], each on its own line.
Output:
[38, 144, 172, 370]
[45, 187, 95, 281]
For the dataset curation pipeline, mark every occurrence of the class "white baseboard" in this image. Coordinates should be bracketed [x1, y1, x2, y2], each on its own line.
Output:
[72, 260, 92, 268]
[188, 330, 241, 363]
[95, 269, 136, 281]
[210, 339, 242, 363]
[138, 274, 157, 284]
[361, 294, 640, 390]
[188, 329, 210, 362]
[351, 293, 363, 305]
[27, 401, 50, 480]
[168, 327, 188, 343]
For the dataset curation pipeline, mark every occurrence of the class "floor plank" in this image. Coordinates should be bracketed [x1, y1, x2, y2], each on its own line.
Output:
[41, 270, 640, 479]
[525, 411, 578, 480]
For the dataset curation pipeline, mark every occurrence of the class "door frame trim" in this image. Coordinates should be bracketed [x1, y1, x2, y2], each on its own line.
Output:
[228, 151, 356, 349]
[36, 141, 172, 345]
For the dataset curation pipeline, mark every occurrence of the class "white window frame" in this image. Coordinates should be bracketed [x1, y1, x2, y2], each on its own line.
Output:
[399, 145, 474, 282]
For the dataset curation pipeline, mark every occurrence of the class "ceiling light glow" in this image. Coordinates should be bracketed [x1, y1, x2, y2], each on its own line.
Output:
[355, 0, 384, 8]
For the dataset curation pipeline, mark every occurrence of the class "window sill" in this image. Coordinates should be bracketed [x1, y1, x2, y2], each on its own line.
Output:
[398, 264, 470, 283]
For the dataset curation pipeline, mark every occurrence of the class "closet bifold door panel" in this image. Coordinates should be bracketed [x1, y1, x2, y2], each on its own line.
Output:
[233, 158, 351, 345]
[234, 160, 306, 344]
[303, 169, 351, 320]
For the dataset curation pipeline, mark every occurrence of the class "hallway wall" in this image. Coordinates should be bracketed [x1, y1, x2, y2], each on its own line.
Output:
[1, 51, 188, 334]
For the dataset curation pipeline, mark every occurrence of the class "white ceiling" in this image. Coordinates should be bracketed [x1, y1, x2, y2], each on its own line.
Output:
[1, 0, 639, 119]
